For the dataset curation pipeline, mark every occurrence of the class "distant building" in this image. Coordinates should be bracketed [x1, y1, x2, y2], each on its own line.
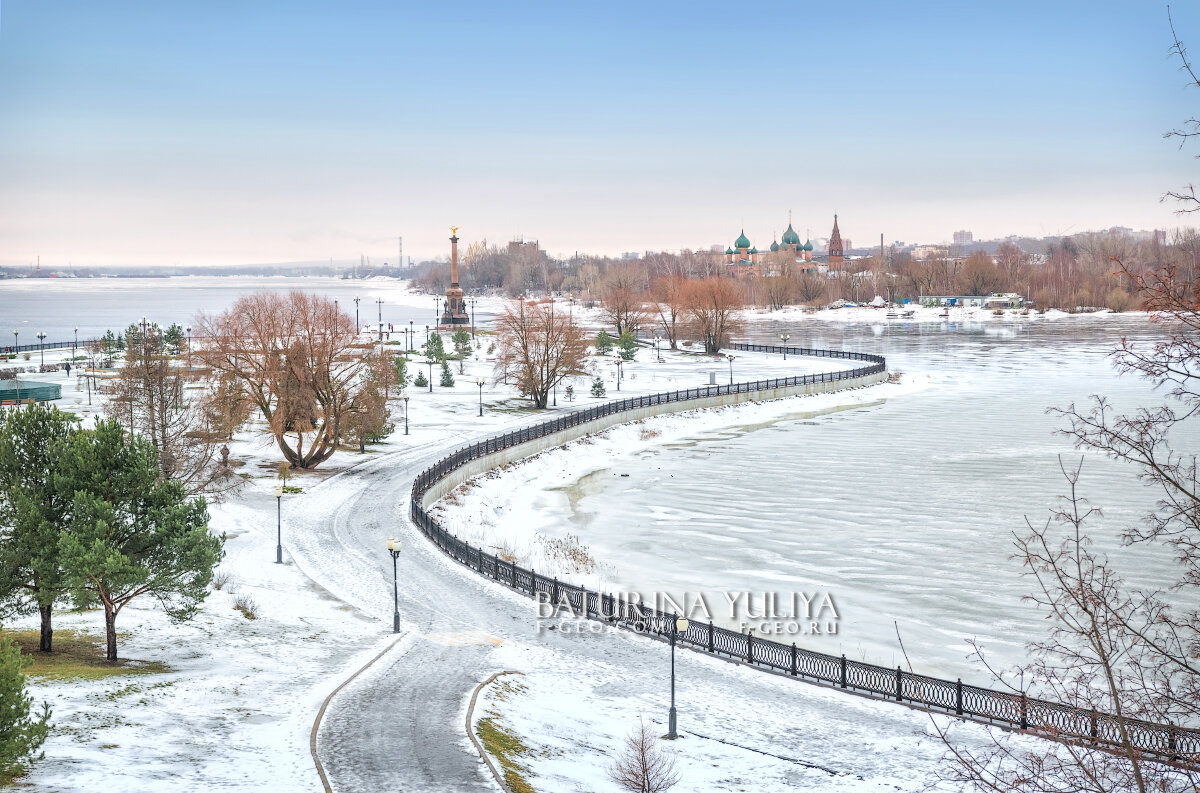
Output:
[828, 215, 845, 270]
[620, 251, 640, 261]
[723, 215, 819, 278]
[507, 238, 540, 255]
[953, 230, 973, 245]
[722, 214, 848, 277]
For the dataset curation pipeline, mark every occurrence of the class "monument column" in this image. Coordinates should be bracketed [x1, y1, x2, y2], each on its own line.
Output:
[440, 225, 470, 327]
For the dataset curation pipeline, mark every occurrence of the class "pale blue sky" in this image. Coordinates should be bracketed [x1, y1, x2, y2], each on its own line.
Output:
[0, 1, 1196, 266]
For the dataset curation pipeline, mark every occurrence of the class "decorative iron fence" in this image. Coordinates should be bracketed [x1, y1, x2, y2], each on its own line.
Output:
[408, 343, 1199, 767]
[3, 339, 99, 355]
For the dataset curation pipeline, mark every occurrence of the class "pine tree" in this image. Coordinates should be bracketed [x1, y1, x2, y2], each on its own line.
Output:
[0, 635, 50, 782]
[595, 330, 614, 354]
[617, 330, 638, 361]
[439, 360, 456, 387]
[392, 356, 410, 388]
[56, 420, 223, 661]
[426, 332, 446, 361]
[451, 329, 472, 358]
[591, 376, 606, 398]
[414, 370, 429, 388]
[0, 403, 79, 652]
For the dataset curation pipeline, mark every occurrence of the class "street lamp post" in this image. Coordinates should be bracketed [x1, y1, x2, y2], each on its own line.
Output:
[274, 485, 284, 564]
[73, 326, 79, 359]
[426, 357, 435, 392]
[185, 325, 192, 369]
[667, 614, 689, 739]
[36, 332, 46, 367]
[727, 354, 736, 386]
[376, 298, 384, 344]
[354, 297, 361, 334]
[401, 391, 409, 435]
[11, 330, 17, 354]
[425, 324, 430, 343]
[433, 296, 439, 329]
[409, 320, 414, 352]
[469, 298, 477, 339]
[779, 333, 791, 360]
[387, 537, 402, 633]
[475, 377, 485, 417]
[613, 357, 623, 391]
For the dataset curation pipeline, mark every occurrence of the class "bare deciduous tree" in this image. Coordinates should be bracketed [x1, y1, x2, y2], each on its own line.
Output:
[196, 291, 366, 469]
[494, 299, 590, 409]
[682, 277, 744, 354]
[105, 325, 232, 496]
[933, 237, 1200, 791]
[606, 719, 680, 793]
[600, 264, 651, 336]
[650, 275, 687, 350]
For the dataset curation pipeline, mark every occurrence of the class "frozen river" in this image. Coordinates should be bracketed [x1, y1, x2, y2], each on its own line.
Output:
[515, 317, 1195, 684]
[0, 275, 494, 343]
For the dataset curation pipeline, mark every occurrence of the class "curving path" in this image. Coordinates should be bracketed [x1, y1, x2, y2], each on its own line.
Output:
[289, 351, 980, 792]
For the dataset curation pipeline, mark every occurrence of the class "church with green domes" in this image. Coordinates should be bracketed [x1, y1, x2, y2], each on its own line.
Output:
[724, 213, 823, 278]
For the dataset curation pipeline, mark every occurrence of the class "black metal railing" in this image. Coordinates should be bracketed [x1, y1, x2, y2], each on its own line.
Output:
[408, 343, 1199, 767]
[3, 338, 99, 355]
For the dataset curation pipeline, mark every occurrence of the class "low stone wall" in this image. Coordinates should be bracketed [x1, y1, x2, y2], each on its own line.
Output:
[420, 368, 887, 508]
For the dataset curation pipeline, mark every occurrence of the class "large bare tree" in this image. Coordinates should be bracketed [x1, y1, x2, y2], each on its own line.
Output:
[105, 324, 231, 496]
[196, 291, 365, 469]
[494, 299, 590, 409]
[682, 277, 744, 354]
[650, 275, 687, 350]
[599, 263, 651, 336]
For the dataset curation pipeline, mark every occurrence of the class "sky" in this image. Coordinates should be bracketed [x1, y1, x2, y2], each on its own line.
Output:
[1, 1, 1198, 267]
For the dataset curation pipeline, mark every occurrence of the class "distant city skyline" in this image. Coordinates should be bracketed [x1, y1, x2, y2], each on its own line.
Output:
[1, 1, 1197, 267]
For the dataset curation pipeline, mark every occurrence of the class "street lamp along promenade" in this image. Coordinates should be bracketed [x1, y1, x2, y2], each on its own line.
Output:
[726, 354, 736, 386]
[36, 332, 46, 367]
[475, 377, 485, 417]
[274, 485, 284, 564]
[779, 333, 791, 360]
[401, 391, 409, 435]
[667, 614, 689, 739]
[387, 538, 402, 633]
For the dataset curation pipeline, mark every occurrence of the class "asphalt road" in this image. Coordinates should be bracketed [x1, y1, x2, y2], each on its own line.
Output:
[289, 401, 994, 793]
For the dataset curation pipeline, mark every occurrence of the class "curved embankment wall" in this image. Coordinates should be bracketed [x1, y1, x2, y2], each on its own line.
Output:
[420, 354, 884, 505]
[409, 342, 1199, 767]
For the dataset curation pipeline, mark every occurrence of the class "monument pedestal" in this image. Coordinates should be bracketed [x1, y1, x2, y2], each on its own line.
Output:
[440, 284, 470, 327]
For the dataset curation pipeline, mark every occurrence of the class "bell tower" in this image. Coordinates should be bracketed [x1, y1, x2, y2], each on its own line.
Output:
[828, 214, 845, 270]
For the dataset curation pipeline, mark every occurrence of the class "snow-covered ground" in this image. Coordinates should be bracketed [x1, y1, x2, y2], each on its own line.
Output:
[10, 498, 386, 792]
[1, 291, 1157, 792]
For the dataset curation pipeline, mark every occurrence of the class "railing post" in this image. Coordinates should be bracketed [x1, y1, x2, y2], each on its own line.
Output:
[790, 643, 797, 676]
[746, 633, 754, 664]
[896, 666, 903, 701]
[955, 679, 963, 715]
[1020, 691, 1028, 729]
[840, 654, 847, 688]
[707, 621, 714, 653]
[1089, 708, 1098, 741]
[580, 585, 588, 619]
[1169, 725, 1178, 761]
[552, 576, 559, 609]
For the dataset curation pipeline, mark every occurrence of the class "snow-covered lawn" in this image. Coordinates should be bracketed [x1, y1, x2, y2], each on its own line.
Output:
[14, 497, 387, 792]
